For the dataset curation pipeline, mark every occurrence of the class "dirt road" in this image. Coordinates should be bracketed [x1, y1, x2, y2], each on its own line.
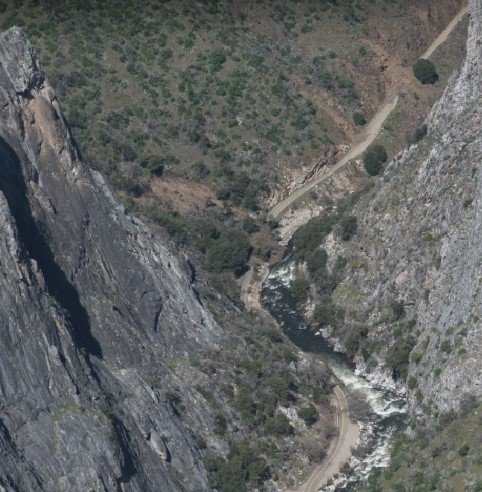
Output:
[300, 386, 359, 492]
[269, 4, 468, 221]
[240, 267, 253, 305]
[421, 5, 468, 59]
[269, 92, 399, 219]
[242, 5, 468, 490]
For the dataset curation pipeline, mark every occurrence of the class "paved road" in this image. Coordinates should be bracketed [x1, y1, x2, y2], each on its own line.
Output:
[269, 92, 399, 219]
[300, 386, 359, 492]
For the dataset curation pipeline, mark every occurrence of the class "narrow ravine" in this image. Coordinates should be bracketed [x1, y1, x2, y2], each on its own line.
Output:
[262, 252, 408, 491]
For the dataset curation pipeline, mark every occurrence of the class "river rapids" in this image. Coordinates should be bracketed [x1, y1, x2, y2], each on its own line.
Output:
[262, 253, 408, 490]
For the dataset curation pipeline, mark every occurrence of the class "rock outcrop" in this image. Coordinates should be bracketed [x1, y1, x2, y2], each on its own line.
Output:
[0, 28, 223, 491]
[330, 0, 481, 414]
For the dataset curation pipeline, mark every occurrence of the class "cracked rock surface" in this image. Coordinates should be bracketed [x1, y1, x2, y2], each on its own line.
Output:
[329, 0, 481, 414]
[0, 27, 223, 491]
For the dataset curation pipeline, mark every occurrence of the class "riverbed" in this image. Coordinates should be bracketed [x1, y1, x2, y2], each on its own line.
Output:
[262, 252, 408, 490]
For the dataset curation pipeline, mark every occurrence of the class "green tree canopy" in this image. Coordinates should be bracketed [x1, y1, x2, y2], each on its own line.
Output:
[363, 144, 388, 176]
[413, 58, 438, 85]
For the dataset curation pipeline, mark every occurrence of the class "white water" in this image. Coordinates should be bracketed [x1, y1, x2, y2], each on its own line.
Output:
[262, 256, 408, 490]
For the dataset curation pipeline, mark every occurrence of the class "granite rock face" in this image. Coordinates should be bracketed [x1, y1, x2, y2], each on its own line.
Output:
[330, 0, 481, 414]
[0, 27, 223, 491]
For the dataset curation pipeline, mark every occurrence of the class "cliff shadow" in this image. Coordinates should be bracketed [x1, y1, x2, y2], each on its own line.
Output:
[0, 136, 102, 359]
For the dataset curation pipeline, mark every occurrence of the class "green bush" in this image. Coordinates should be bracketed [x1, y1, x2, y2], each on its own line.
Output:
[265, 413, 293, 435]
[242, 216, 259, 234]
[408, 123, 428, 144]
[208, 441, 271, 491]
[298, 405, 318, 425]
[140, 155, 164, 176]
[292, 214, 338, 260]
[363, 144, 387, 176]
[386, 337, 416, 380]
[291, 277, 310, 305]
[205, 229, 252, 275]
[339, 215, 358, 241]
[458, 443, 469, 457]
[306, 249, 328, 279]
[407, 376, 417, 390]
[214, 414, 228, 435]
[440, 340, 452, 354]
[311, 301, 336, 328]
[353, 112, 366, 126]
[413, 59, 438, 85]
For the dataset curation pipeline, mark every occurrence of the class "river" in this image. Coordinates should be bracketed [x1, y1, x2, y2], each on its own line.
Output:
[262, 252, 408, 491]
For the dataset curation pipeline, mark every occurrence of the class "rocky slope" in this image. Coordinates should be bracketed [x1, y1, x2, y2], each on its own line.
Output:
[328, 0, 481, 414]
[0, 27, 225, 491]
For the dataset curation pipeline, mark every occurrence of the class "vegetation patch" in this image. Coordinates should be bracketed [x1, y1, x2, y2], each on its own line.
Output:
[363, 144, 388, 176]
[413, 58, 439, 85]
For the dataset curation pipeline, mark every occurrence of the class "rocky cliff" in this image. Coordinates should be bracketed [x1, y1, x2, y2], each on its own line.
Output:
[0, 27, 224, 491]
[329, 0, 481, 414]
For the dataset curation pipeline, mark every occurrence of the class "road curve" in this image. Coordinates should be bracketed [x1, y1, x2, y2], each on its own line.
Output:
[299, 386, 359, 492]
[240, 267, 253, 306]
[269, 92, 399, 220]
[269, 3, 468, 221]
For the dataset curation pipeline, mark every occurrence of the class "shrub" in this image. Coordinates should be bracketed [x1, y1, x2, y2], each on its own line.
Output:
[413, 59, 438, 85]
[386, 337, 416, 380]
[214, 414, 228, 435]
[390, 300, 405, 321]
[205, 229, 251, 275]
[209, 441, 271, 491]
[458, 443, 469, 457]
[298, 405, 318, 425]
[311, 302, 335, 328]
[407, 376, 417, 390]
[339, 215, 358, 241]
[265, 414, 293, 435]
[242, 216, 259, 234]
[306, 249, 328, 278]
[440, 340, 452, 354]
[292, 214, 338, 260]
[353, 112, 366, 126]
[291, 277, 309, 305]
[408, 123, 428, 144]
[363, 144, 387, 176]
[140, 155, 164, 176]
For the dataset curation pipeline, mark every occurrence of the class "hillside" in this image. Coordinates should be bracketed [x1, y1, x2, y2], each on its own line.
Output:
[0, 1, 479, 491]
[279, 1, 481, 489]
[0, 27, 337, 491]
[0, 0, 467, 290]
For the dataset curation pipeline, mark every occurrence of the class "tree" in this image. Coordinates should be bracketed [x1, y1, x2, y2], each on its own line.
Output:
[413, 59, 438, 85]
[291, 277, 309, 305]
[140, 155, 164, 177]
[339, 215, 358, 241]
[242, 216, 259, 234]
[298, 405, 318, 425]
[205, 229, 252, 275]
[353, 112, 366, 126]
[209, 441, 271, 491]
[265, 414, 293, 436]
[363, 144, 387, 176]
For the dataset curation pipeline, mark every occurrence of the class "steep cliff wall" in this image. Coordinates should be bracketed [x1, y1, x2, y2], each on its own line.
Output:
[328, 0, 481, 414]
[0, 28, 223, 491]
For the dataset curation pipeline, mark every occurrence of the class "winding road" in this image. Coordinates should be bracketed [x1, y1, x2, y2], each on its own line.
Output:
[269, 3, 468, 221]
[269, 92, 399, 219]
[243, 4, 468, 491]
[300, 386, 359, 492]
